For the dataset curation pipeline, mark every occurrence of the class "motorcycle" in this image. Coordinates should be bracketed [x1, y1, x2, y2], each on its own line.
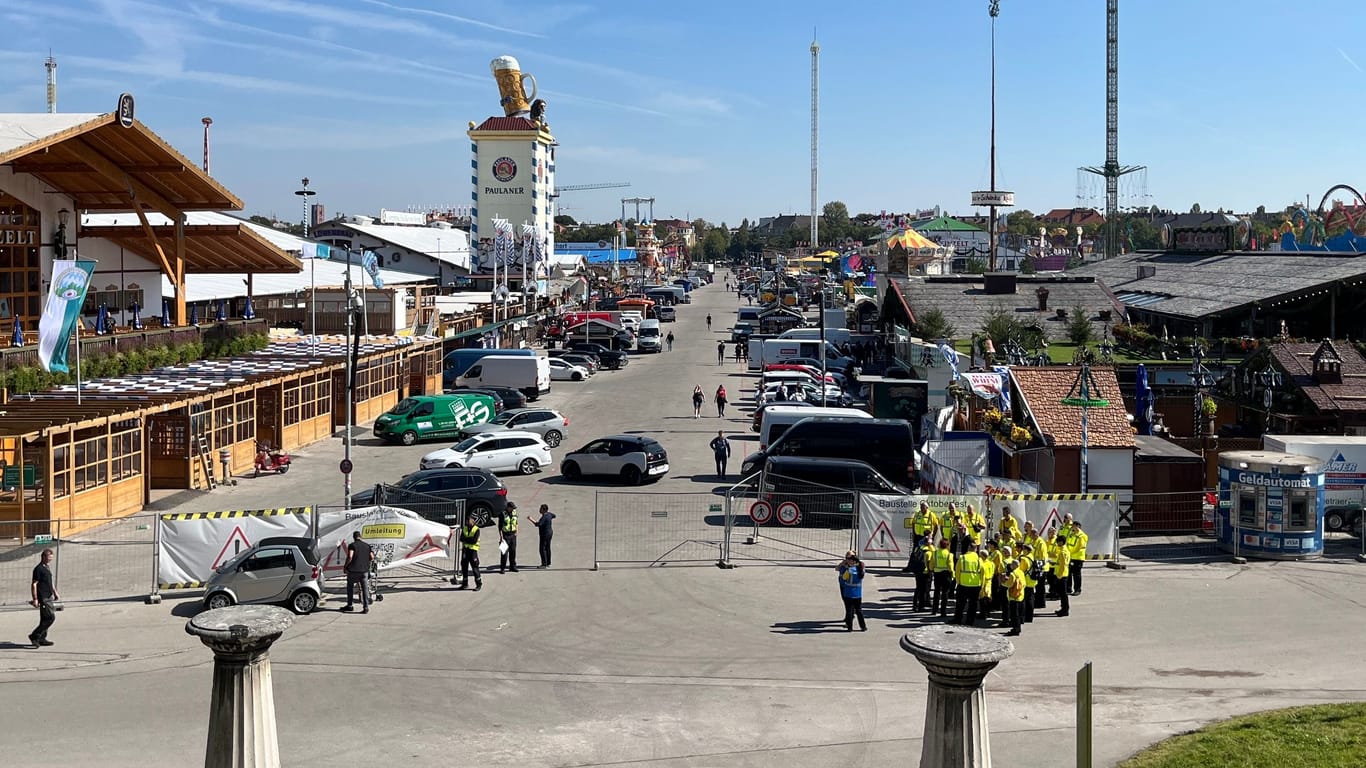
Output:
[254, 443, 292, 477]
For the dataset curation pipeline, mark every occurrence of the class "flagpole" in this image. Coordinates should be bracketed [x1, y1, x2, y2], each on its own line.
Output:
[73, 317, 81, 405]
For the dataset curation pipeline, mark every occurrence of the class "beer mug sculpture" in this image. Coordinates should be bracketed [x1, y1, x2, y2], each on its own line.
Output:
[491, 56, 538, 117]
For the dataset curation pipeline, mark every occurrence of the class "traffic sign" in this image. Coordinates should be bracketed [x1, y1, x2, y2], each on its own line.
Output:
[339, 459, 354, 474]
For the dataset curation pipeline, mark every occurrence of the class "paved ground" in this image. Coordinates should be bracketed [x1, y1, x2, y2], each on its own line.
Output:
[4, 280, 1366, 767]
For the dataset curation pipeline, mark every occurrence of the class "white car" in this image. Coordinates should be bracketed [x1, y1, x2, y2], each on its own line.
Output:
[419, 430, 552, 475]
[548, 357, 590, 381]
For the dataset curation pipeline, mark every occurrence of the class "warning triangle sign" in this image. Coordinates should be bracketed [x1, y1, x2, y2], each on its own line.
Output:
[321, 543, 350, 574]
[1038, 507, 1063, 539]
[211, 526, 252, 569]
[863, 520, 901, 554]
[404, 533, 444, 561]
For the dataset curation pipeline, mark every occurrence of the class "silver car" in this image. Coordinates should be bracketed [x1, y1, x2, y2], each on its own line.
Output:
[202, 536, 326, 615]
[458, 407, 570, 448]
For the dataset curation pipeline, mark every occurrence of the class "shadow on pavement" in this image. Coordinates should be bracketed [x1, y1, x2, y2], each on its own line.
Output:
[770, 619, 847, 634]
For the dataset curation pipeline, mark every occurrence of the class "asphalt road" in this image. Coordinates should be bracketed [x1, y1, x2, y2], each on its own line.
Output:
[4, 279, 1366, 768]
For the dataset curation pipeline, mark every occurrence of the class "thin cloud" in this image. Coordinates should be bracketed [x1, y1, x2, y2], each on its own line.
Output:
[357, 0, 544, 39]
[215, 119, 472, 151]
[209, 0, 476, 47]
[652, 92, 730, 115]
[1339, 48, 1363, 73]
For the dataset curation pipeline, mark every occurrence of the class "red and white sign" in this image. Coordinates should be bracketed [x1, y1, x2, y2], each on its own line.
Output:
[776, 501, 801, 526]
[749, 501, 773, 525]
[863, 519, 901, 554]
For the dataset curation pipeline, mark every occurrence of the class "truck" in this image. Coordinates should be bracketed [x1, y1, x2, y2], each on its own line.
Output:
[1262, 435, 1366, 532]
[453, 354, 551, 400]
[373, 393, 497, 445]
[779, 326, 853, 347]
[747, 338, 846, 372]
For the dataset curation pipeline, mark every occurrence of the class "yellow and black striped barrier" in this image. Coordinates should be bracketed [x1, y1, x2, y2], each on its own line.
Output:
[160, 506, 312, 521]
[990, 494, 1115, 502]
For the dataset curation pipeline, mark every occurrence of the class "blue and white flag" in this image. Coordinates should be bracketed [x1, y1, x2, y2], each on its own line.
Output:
[362, 250, 384, 289]
[300, 242, 331, 260]
[38, 259, 95, 373]
[938, 340, 960, 380]
[993, 365, 1012, 413]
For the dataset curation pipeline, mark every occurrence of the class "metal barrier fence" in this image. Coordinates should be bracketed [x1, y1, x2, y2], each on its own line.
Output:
[722, 473, 858, 565]
[366, 483, 497, 527]
[593, 491, 728, 567]
[0, 514, 156, 608]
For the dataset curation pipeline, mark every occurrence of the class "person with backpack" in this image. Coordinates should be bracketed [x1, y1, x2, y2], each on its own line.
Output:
[902, 502, 939, 573]
[1018, 547, 1040, 624]
[930, 538, 955, 617]
[714, 384, 728, 417]
[908, 536, 933, 611]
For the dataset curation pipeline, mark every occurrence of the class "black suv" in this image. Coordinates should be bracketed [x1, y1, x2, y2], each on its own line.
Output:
[475, 385, 528, 410]
[570, 342, 629, 369]
[757, 456, 910, 526]
[739, 416, 915, 486]
[351, 468, 508, 526]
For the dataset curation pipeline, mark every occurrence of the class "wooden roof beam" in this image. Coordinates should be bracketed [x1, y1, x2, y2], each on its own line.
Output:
[62, 137, 184, 222]
[12, 161, 188, 174]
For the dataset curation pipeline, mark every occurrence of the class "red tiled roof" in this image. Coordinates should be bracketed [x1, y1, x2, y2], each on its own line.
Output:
[1039, 208, 1106, 226]
[1269, 341, 1366, 413]
[473, 117, 540, 131]
[1010, 366, 1134, 448]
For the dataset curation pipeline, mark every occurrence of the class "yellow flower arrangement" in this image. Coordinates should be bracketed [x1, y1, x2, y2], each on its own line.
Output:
[1010, 425, 1033, 447]
[983, 407, 1003, 427]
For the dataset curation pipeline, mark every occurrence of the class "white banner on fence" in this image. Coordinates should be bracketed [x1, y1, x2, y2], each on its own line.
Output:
[315, 506, 454, 576]
[920, 454, 1040, 497]
[158, 508, 312, 589]
[986, 494, 1118, 560]
[858, 494, 982, 561]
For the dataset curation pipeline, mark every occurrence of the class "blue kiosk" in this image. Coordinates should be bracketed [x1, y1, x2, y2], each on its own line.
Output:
[1217, 450, 1326, 560]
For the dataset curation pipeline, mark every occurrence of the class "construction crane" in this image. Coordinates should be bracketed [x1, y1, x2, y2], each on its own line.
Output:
[550, 182, 630, 199]
[1080, 0, 1144, 261]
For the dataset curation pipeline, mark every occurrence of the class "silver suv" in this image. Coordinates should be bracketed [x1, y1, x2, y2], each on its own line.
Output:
[561, 435, 669, 485]
[458, 407, 570, 447]
[203, 537, 326, 615]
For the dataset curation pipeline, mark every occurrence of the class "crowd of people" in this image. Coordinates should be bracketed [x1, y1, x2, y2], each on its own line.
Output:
[837, 501, 1092, 637]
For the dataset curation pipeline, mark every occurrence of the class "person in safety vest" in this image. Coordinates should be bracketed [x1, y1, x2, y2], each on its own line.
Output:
[1026, 524, 1050, 609]
[998, 505, 1021, 541]
[1068, 522, 1089, 596]
[454, 512, 483, 591]
[499, 501, 519, 574]
[963, 504, 988, 548]
[976, 546, 996, 624]
[1017, 548, 1038, 624]
[930, 538, 955, 617]
[951, 546, 984, 626]
[988, 543, 1009, 620]
[902, 502, 940, 573]
[1003, 559, 1026, 636]
[1050, 534, 1071, 617]
[909, 536, 934, 611]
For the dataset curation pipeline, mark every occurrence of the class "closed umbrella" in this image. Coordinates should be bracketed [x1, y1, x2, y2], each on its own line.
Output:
[161, 297, 171, 327]
[130, 301, 143, 330]
[215, 299, 226, 322]
[243, 295, 256, 320]
[1135, 363, 1153, 436]
[189, 303, 199, 325]
[95, 303, 109, 335]
[11, 316, 23, 347]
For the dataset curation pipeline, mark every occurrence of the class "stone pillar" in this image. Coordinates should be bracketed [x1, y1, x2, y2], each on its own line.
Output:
[185, 605, 294, 768]
[901, 625, 1015, 768]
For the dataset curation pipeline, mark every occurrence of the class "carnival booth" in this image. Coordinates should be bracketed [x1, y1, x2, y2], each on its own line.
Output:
[1217, 450, 1325, 560]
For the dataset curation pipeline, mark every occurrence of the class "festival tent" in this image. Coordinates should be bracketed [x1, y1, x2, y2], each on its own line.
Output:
[887, 229, 937, 250]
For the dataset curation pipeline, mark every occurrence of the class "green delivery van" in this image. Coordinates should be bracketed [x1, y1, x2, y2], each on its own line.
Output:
[373, 394, 497, 446]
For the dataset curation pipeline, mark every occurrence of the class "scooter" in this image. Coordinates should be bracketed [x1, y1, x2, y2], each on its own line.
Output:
[254, 444, 292, 477]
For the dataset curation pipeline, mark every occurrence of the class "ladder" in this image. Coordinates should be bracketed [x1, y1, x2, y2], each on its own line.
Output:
[196, 435, 217, 490]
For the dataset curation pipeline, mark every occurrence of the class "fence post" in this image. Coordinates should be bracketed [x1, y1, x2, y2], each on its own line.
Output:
[1105, 498, 1126, 570]
[592, 491, 599, 571]
[1232, 509, 1244, 564]
[849, 492, 861, 559]
[1076, 661, 1093, 768]
[53, 517, 62, 596]
[720, 489, 732, 568]
[147, 513, 164, 604]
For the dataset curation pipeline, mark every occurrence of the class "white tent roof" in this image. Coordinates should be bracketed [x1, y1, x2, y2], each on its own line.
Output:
[163, 260, 430, 304]
[337, 220, 472, 270]
[83, 211, 311, 252]
[0, 113, 102, 155]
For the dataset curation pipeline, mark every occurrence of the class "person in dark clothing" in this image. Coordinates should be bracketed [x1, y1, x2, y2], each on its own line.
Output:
[691, 384, 705, 418]
[499, 501, 519, 574]
[454, 512, 483, 591]
[29, 548, 57, 647]
[715, 385, 728, 417]
[529, 503, 556, 568]
[908, 536, 932, 611]
[342, 531, 374, 613]
[710, 430, 731, 478]
[706, 314, 712, 330]
[837, 550, 867, 631]
[717, 341, 725, 364]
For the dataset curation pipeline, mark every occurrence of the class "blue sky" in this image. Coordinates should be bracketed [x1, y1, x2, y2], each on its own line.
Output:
[2, 0, 1365, 226]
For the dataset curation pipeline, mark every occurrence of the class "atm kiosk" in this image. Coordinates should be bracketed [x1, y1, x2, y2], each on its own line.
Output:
[1217, 450, 1325, 560]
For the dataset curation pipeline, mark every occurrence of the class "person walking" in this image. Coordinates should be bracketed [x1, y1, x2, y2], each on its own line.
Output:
[666, 331, 675, 351]
[1050, 534, 1071, 617]
[29, 548, 57, 647]
[529, 503, 556, 568]
[341, 531, 373, 613]
[717, 340, 725, 364]
[1003, 559, 1025, 636]
[837, 550, 867, 632]
[706, 313, 712, 331]
[909, 536, 933, 611]
[930, 538, 955, 617]
[1068, 522, 1089, 596]
[951, 546, 984, 625]
[710, 430, 731, 478]
[692, 385, 704, 418]
[902, 501, 940, 573]
[499, 501, 519, 574]
[454, 512, 483, 591]
[734, 341, 744, 362]
[714, 384, 728, 418]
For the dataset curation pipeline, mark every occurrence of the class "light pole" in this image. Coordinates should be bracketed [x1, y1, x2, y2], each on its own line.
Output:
[295, 178, 317, 340]
[343, 261, 356, 507]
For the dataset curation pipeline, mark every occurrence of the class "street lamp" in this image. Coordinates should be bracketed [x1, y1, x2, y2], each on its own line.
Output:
[295, 178, 318, 341]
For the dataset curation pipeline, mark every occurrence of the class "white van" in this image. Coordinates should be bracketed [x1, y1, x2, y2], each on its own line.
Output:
[747, 338, 846, 371]
[779, 327, 852, 346]
[617, 311, 643, 332]
[455, 355, 551, 400]
[759, 406, 871, 451]
[637, 319, 663, 353]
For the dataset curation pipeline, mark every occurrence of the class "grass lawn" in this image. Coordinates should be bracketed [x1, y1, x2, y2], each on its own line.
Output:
[1118, 703, 1366, 768]
[950, 340, 1189, 366]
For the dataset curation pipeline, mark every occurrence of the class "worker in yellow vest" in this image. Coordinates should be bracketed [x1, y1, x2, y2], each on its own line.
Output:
[963, 504, 988, 548]
[951, 546, 984, 626]
[1026, 525, 1050, 609]
[1017, 549, 1039, 624]
[977, 546, 997, 624]
[998, 505, 1021, 541]
[929, 538, 956, 617]
[1003, 559, 1026, 636]
[1050, 534, 1071, 617]
[909, 536, 935, 612]
[1069, 522, 1090, 596]
[902, 502, 940, 573]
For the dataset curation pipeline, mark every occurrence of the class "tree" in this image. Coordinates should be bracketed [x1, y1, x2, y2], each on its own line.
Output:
[700, 227, 729, 262]
[822, 200, 850, 226]
[554, 214, 577, 227]
[728, 219, 751, 260]
[1190, 203, 1202, 214]
[1066, 305, 1094, 345]
[1020, 257, 1037, 274]
[914, 307, 956, 341]
[980, 306, 1043, 351]
[966, 258, 987, 274]
[1006, 209, 1038, 236]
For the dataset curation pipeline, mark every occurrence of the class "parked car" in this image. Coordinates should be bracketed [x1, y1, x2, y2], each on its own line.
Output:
[569, 342, 629, 369]
[458, 407, 570, 447]
[740, 417, 916, 486]
[755, 381, 851, 407]
[549, 358, 590, 381]
[658, 306, 677, 322]
[419, 430, 552, 475]
[350, 468, 507, 526]
[475, 384, 528, 411]
[444, 387, 506, 414]
[731, 322, 755, 342]
[373, 394, 497, 445]
[558, 352, 600, 374]
[757, 456, 910, 526]
[202, 537, 325, 615]
[751, 401, 818, 432]
[561, 435, 669, 485]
